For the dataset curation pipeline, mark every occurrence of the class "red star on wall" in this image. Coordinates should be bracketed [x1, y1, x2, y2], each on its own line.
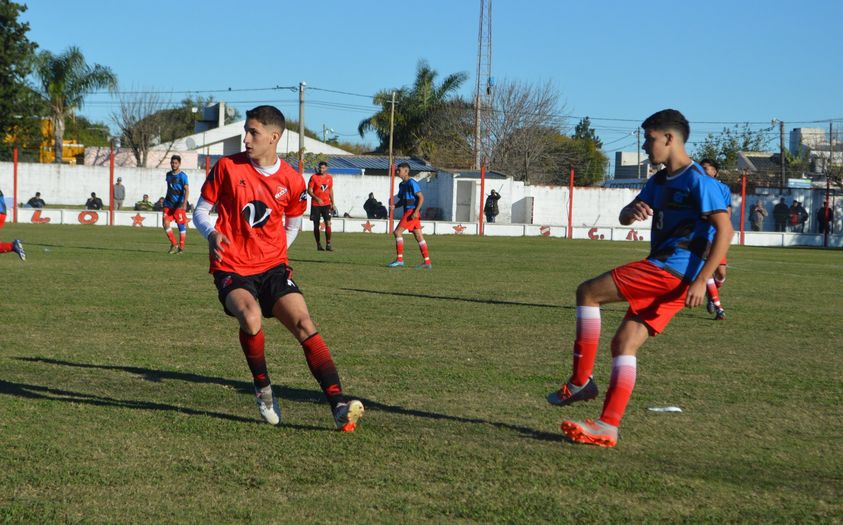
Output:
[453, 224, 466, 234]
[132, 214, 146, 226]
[362, 221, 373, 232]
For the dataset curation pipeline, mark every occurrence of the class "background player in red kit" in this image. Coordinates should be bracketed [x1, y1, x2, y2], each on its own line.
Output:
[307, 161, 335, 251]
[192, 105, 363, 432]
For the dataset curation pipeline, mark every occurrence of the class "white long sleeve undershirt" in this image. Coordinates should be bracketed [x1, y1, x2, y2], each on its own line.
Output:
[192, 196, 216, 239]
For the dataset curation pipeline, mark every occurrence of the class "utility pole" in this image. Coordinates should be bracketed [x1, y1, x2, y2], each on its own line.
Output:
[322, 124, 333, 143]
[298, 81, 306, 172]
[636, 128, 641, 179]
[388, 91, 396, 172]
[387, 91, 397, 232]
[779, 119, 786, 188]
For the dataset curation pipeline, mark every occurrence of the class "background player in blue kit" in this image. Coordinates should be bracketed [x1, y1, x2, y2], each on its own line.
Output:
[163, 155, 190, 254]
[387, 162, 432, 269]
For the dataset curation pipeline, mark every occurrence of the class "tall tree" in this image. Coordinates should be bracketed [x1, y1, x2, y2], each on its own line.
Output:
[483, 79, 567, 182]
[33, 46, 117, 163]
[358, 60, 468, 157]
[573, 117, 602, 148]
[551, 135, 608, 186]
[0, 0, 41, 160]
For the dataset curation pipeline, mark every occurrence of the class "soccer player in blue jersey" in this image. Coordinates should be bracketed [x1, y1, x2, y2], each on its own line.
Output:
[0, 189, 25, 260]
[700, 159, 730, 320]
[386, 162, 432, 269]
[547, 109, 733, 448]
[163, 155, 190, 254]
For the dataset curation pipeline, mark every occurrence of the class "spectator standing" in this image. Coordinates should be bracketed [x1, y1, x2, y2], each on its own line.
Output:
[749, 201, 767, 231]
[772, 197, 789, 232]
[113, 177, 126, 210]
[484, 189, 501, 223]
[816, 204, 834, 234]
[789, 200, 808, 233]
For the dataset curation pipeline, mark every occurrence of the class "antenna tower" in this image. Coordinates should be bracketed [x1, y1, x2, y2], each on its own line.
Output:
[473, 0, 493, 169]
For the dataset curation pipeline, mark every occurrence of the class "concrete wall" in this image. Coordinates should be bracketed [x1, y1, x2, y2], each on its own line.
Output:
[2, 160, 841, 235]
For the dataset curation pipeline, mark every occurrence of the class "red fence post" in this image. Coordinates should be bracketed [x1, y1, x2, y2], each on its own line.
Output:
[12, 146, 18, 223]
[567, 167, 574, 239]
[478, 162, 486, 236]
[109, 143, 115, 226]
[739, 170, 747, 246]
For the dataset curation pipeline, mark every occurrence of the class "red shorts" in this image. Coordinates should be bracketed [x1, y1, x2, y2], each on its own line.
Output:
[0, 213, 5, 229]
[163, 207, 187, 224]
[397, 209, 421, 231]
[611, 260, 689, 335]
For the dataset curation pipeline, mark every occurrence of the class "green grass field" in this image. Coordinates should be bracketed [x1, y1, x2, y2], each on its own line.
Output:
[1, 224, 841, 524]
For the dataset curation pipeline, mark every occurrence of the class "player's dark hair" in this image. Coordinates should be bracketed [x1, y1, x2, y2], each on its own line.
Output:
[171, 154, 181, 162]
[641, 109, 690, 143]
[246, 105, 286, 133]
[318, 161, 328, 168]
[700, 158, 719, 171]
[397, 162, 410, 170]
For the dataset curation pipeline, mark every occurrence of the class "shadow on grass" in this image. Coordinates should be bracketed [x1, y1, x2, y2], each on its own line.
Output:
[25, 242, 172, 256]
[341, 287, 570, 309]
[17, 357, 563, 443]
[0, 378, 263, 425]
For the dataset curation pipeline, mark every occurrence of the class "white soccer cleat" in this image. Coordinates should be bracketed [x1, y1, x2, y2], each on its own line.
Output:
[255, 386, 281, 426]
[333, 400, 364, 432]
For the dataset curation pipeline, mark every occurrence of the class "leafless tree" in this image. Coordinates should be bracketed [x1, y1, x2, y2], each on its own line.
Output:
[481, 79, 568, 182]
[111, 91, 171, 167]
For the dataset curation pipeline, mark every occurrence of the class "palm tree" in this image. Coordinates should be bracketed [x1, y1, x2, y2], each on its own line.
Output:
[359, 60, 467, 156]
[33, 46, 117, 163]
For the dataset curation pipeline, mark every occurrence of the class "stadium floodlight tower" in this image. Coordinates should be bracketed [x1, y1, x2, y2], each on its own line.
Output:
[473, 0, 493, 170]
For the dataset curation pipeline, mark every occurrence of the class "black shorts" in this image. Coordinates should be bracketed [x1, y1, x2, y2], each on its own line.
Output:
[310, 205, 332, 222]
[213, 263, 302, 318]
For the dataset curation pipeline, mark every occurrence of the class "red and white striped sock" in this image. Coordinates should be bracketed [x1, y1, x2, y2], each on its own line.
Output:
[706, 278, 721, 308]
[418, 240, 430, 263]
[600, 355, 637, 427]
[395, 237, 404, 261]
[571, 306, 601, 386]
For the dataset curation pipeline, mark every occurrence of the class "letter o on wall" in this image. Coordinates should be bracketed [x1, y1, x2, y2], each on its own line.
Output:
[78, 211, 99, 224]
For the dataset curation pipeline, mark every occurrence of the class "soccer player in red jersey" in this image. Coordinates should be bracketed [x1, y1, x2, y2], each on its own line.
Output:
[547, 110, 733, 447]
[700, 158, 730, 320]
[192, 105, 364, 432]
[307, 161, 336, 251]
[386, 163, 431, 269]
[162, 155, 190, 254]
[0, 188, 25, 261]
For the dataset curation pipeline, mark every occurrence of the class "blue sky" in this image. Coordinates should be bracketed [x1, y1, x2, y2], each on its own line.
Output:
[21, 0, 843, 155]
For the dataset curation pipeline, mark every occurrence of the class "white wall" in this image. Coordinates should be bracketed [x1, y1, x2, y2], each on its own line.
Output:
[2, 160, 841, 234]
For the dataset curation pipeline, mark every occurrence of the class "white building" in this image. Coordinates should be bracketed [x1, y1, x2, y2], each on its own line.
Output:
[613, 151, 651, 180]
